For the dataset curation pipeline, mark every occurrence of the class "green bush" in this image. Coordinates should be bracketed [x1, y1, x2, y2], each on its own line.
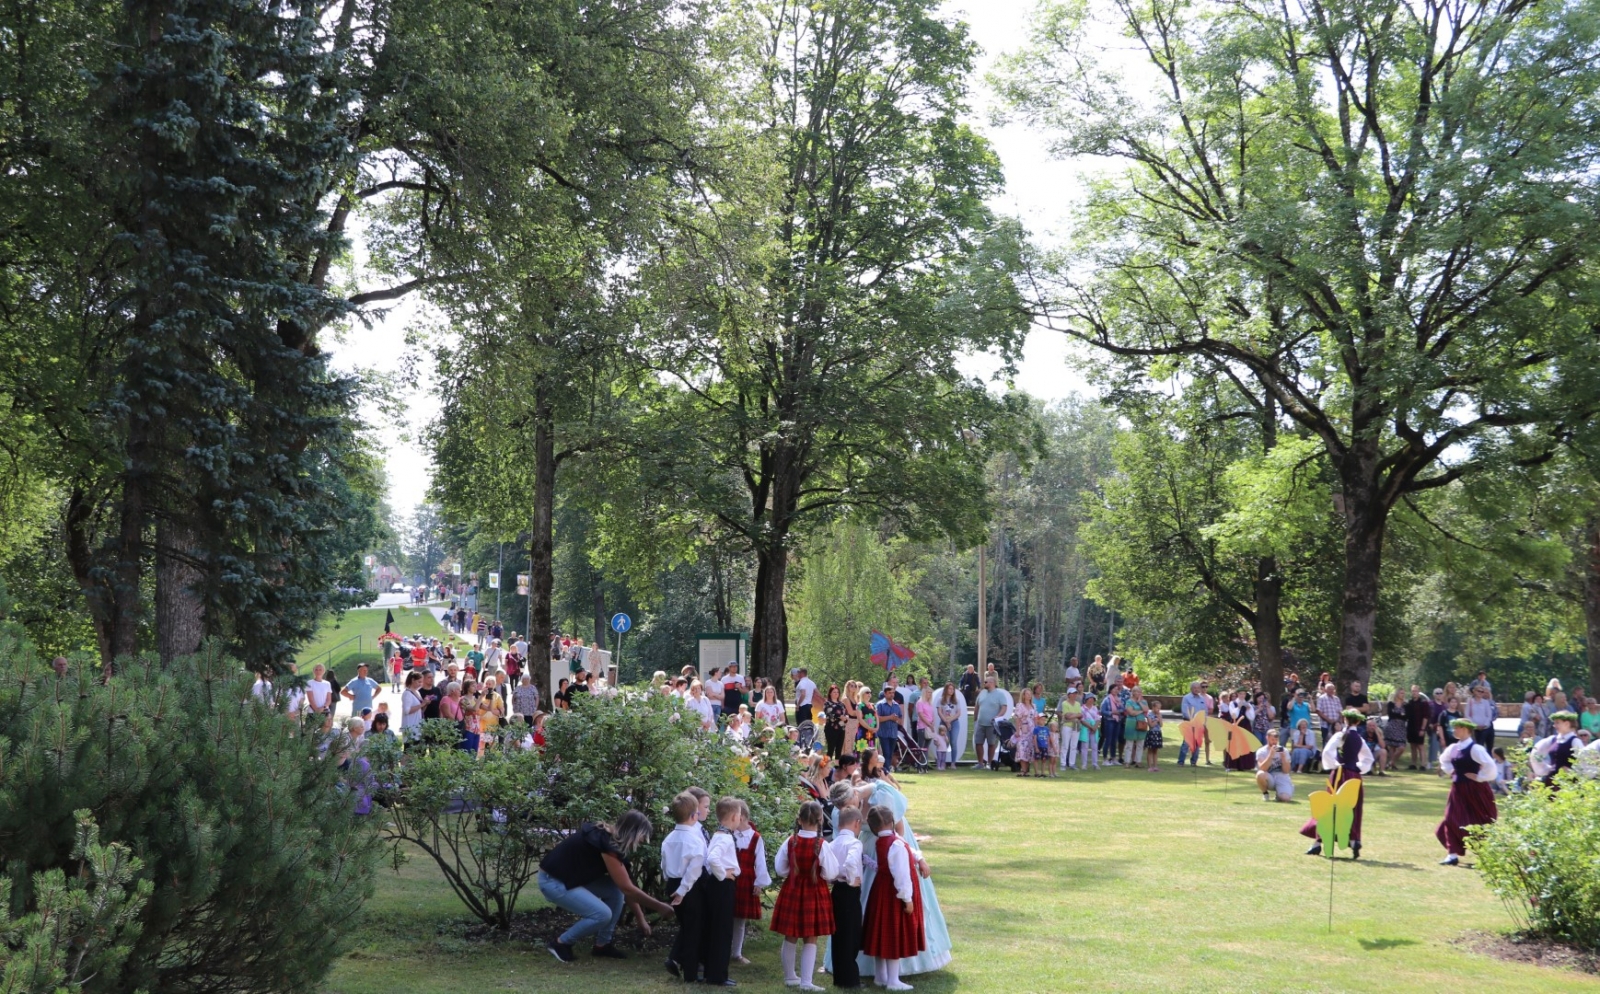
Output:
[1472, 772, 1600, 949]
[377, 690, 799, 927]
[0, 811, 150, 994]
[0, 638, 383, 993]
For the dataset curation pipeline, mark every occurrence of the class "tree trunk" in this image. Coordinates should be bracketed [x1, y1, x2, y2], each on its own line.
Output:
[156, 514, 207, 663]
[710, 545, 732, 630]
[1254, 555, 1284, 701]
[1252, 391, 1284, 698]
[590, 569, 607, 650]
[1583, 515, 1600, 696]
[751, 543, 790, 687]
[528, 383, 556, 694]
[1335, 458, 1386, 689]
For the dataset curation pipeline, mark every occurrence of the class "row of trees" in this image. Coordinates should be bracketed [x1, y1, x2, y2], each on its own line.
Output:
[8, 0, 1600, 702]
[415, 0, 1600, 700]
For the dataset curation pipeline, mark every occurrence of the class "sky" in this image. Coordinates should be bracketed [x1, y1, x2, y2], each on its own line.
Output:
[325, 1, 1098, 520]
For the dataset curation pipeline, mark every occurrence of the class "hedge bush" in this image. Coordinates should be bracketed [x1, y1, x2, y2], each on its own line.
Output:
[0, 637, 383, 993]
[1473, 772, 1600, 949]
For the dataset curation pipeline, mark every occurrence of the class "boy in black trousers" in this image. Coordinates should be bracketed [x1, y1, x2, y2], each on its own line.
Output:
[828, 806, 865, 988]
[662, 792, 708, 981]
[700, 797, 743, 987]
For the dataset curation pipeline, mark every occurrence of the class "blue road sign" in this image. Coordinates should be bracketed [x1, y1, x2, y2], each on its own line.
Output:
[611, 612, 632, 634]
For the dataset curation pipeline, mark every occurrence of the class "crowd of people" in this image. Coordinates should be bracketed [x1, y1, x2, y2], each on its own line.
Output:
[275, 596, 1590, 978]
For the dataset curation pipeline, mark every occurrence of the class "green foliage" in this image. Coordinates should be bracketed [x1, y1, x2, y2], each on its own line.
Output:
[379, 745, 549, 930]
[378, 691, 798, 927]
[0, 811, 150, 994]
[627, 0, 1034, 681]
[0, 0, 383, 666]
[1473, 774, 1600, 949]
[0, 636, 382, 993]
[789, 522, 944, 692]
[1084, 391, 1343, 683]
[1000, 0, 1600, 685]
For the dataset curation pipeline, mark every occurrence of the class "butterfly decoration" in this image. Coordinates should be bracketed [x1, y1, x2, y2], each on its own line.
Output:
[1181, 711, 1207, 753]
[869, 630, 916, 671]
[1204, 716, 1262, 759]
[1307, 776, 1362, 857]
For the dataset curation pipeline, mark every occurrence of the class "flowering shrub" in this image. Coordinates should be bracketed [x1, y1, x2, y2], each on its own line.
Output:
[1473, 772, 1600, 950]
[377, 690, 799, 926]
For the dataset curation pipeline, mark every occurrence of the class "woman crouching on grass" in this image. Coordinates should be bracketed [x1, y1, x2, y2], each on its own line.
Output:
[540, 811, 675, 963]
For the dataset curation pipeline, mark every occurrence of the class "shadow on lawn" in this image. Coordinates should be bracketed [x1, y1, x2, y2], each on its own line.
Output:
[1359, 937, 1421, 951]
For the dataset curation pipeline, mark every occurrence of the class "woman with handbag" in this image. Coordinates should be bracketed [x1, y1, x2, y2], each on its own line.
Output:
[1122, 686, 1150, 766]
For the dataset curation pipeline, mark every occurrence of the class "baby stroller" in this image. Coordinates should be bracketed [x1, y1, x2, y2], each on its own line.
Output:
[796, 720, 818, 751]
[994, 718, 1019, 772]
[894, 732, 931, 775]
[799, 774, 836, 840]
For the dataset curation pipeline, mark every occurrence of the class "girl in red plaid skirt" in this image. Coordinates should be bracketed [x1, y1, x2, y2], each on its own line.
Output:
[770, 801, 839, 991]
[862, 804, 924, 991]
[729, 800, 770, 965]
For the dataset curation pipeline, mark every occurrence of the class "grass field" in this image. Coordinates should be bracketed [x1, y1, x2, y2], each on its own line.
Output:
[322, 756, 1596, 994]
[295, 604, 470, 675]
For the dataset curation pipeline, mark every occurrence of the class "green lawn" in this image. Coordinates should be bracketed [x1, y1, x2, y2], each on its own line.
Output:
[295, 604, 469, 675]
[323, 757, 1595, 994]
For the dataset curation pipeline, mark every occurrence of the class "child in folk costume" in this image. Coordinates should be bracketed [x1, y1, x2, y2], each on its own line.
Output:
[1300, 710, 1375, 858]
[700, 798, 743, 987]
[663, 792, 710, 981]
[828, 806, 866, 989]
[1436, 719, 1499, 866]
[862, 804, 925, 992]
[771, 801, 839, 992]
[1531, 711, 1582, 789]
[729, 799, 770, 966]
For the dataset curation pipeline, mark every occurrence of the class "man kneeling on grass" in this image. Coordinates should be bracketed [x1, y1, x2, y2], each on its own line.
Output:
[1255, 728, 1295, 802]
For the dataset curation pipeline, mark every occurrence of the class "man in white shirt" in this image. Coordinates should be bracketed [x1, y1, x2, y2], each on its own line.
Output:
[1064, 656, 1082, 688]
[793, 668, 817, 725]
[304, 664, 333, 715]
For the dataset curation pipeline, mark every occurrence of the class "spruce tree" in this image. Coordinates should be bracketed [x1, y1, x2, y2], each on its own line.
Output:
[81, 0, 374, 669]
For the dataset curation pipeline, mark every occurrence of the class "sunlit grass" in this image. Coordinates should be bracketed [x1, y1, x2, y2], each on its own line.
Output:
[323, 753, 1593, 994]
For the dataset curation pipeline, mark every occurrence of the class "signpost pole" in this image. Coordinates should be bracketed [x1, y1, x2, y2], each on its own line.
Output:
[611, 613, 632, 682]
[496, 542, 503, 624]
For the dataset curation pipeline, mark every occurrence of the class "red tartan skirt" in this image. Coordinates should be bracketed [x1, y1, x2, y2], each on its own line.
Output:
[734, 829, 763, 920]
[770, 836, 834, 939]
[862, 836, 925, 960]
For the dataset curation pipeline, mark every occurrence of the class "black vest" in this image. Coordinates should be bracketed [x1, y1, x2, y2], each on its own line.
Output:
[1450, 739, 1481, 782]
[1338, 731, 1365, 773]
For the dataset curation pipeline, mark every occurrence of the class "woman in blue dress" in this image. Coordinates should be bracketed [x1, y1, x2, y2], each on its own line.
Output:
[826, 751, 953, 976]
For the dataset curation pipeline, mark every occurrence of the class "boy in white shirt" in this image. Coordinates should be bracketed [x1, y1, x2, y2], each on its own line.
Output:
[662, 792, 709, 981]
[828, 806, 865, 988]
[701, 797, 744, 987]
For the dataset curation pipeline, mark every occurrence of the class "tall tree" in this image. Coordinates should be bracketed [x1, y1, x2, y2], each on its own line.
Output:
[414, 0, 709, 653]
[1085, 383, 1343, 690]
[1001, 0, 1600, 685]
[636, 0, 1032, 684]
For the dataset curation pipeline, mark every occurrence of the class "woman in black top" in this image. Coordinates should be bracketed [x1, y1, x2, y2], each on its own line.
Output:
[537, 811, 673, 962]
[822, 685, 848, 761]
